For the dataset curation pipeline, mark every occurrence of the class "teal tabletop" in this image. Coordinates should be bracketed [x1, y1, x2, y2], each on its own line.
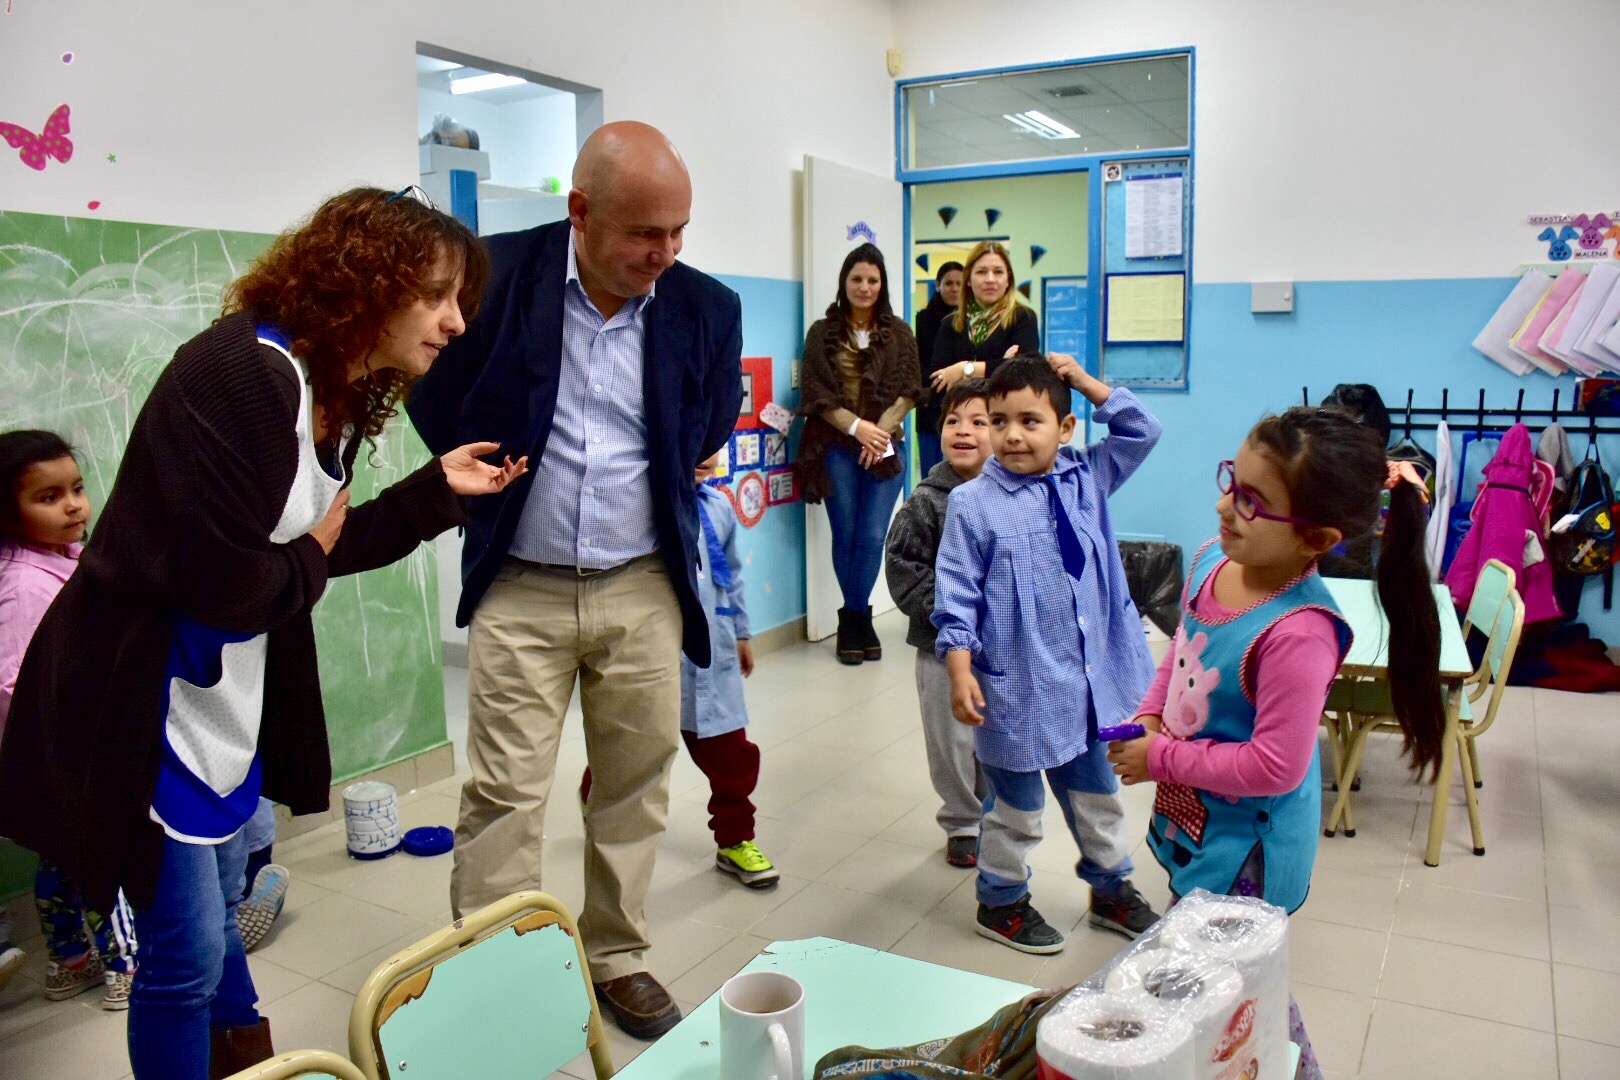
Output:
[1324, 578, 1473, 679]
[614, 936, 1303, 1078]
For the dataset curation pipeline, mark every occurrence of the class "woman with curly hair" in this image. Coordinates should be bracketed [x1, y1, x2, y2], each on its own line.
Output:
[0, 186, 526, 1080]
[794, 243, 922, 664]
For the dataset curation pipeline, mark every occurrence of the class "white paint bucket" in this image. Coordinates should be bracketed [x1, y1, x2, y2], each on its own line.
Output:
[343, 780, 401, 860]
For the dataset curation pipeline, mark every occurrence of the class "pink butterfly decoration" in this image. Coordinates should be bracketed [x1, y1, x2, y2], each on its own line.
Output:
[0, 104, 73, 171]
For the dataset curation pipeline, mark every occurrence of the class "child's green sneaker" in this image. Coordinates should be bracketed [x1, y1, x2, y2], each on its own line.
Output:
[715, 840, 779, 890]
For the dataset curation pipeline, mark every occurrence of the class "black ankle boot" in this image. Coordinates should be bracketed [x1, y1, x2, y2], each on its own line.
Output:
[856, 608, 882, 661]
[835, 608, 865, 665]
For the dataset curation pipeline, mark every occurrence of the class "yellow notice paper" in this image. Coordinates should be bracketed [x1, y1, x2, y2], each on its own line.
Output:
[1106, 273, 1185, 343]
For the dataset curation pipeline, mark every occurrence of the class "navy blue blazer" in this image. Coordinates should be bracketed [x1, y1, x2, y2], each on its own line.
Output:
[407, 220, 744, 666]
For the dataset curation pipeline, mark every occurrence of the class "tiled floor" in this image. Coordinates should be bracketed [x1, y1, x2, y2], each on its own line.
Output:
[1, 610, 1617, 1078]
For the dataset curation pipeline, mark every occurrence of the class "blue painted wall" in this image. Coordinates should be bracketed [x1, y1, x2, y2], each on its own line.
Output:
[1107, 278, 1620, 643]
[710, 272, 1620, 645]
[713, 273, 807, 635]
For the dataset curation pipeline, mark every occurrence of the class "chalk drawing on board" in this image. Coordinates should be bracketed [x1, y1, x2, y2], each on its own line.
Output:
[0, 210, 448, 779]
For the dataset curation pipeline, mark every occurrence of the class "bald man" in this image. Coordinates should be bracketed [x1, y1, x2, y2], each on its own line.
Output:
[408, 122, 743, 1039]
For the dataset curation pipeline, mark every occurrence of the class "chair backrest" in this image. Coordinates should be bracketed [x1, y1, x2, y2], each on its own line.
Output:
[222, 1049, 368, 1080]
[349, 892, 613, 1080]
[1462, 558, 1515, 640]
[1465, 583, 1525, 738]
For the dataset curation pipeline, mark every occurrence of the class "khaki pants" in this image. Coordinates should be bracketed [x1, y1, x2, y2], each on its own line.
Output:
[451, 555, 682, 982]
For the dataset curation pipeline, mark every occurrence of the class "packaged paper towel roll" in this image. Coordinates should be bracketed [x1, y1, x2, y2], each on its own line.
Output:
[1036, 988, 1196, 1080]
[1106, 950, 1244, 1080]
[1159, 893, 1288, 1080]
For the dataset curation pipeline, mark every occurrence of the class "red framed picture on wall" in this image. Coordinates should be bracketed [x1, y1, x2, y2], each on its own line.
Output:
[735, 356, 773, 430]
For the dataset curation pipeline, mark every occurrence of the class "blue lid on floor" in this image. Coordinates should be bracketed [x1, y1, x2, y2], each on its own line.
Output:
[402, 825, 454, 857]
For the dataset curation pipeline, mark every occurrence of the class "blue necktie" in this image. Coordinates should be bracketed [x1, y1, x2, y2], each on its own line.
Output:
[1043, 474, 1086, 581]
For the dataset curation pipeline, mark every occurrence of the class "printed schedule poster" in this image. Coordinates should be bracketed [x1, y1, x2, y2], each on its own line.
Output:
[1105, 273, 1186, 344]
[1124, 174, 1184, 258]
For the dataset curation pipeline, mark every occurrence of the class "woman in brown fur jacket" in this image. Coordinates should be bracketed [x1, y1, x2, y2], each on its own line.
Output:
[795, 243, 922, 665]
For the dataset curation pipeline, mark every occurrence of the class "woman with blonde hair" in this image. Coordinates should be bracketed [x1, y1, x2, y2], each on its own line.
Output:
[929, 241, 1040, 395]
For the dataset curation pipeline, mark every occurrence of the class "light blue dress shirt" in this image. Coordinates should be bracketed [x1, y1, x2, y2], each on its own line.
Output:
[932, 388, 1163, 772]
[510, 231, 659, 568]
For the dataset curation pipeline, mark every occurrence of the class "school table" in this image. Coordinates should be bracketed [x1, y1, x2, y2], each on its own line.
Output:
[612, 935, 1301, 1078]
[1322, 578, 1475, 866]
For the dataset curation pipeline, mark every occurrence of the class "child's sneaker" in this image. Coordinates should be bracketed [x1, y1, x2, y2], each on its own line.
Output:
[101, 968, 133, 1011]
[975, 896, 1065, 955]
[0, 943, 25, 995]
[715, 840, 779, 889]
[1087, 880, 1160, 939]
[44, 954, 104, 1001]
[236, 864, 291, 952]
[945, 836, 978, 868]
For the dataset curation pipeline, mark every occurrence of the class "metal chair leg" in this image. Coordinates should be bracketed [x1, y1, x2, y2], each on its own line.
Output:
[1457, 733, 1485, 856]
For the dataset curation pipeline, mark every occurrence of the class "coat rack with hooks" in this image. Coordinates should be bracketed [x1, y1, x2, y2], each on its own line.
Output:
[1300, 387, 1620, 437]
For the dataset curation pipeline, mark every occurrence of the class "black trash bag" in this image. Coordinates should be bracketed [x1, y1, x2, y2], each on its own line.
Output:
[1320, 384, 1391, 447]
[1117, 540, 1183, 636]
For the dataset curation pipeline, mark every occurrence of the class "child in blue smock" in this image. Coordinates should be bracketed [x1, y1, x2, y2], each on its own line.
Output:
[933, 355, 1162, 955]
[581, 453, 777, 888]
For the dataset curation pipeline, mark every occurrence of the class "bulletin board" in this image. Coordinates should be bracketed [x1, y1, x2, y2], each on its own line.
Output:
[1042, 275, 1090, 361]
[1099, 156, 1191, 388]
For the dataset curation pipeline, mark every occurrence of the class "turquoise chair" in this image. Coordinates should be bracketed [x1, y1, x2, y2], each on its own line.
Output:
[222, 1049, 367, 1080]
[349, 892, 614, 1080]
[1323, 562, 1523, 852]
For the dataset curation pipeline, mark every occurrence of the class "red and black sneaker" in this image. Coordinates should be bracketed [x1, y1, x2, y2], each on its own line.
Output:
[1087, 880, 1160, 940]
[974, 895, 1065, 954]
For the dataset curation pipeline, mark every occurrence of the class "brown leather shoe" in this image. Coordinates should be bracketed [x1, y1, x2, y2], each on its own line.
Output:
[593, 972, 681, 1040]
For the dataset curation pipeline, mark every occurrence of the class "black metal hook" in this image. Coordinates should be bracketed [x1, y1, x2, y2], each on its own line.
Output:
[1441, 388, 1448, 418]
[1515, 389, 1524, 424]
[1405, 389, 1414, 438]
[1477, 389, 1486, 434]
[1551, 388, 1560, 421]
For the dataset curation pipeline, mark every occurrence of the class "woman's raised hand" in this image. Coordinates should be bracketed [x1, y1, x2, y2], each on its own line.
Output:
[441, 442, 529, 496]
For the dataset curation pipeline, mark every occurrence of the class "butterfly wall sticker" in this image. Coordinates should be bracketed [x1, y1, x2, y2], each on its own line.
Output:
[0, 104, 73, 171]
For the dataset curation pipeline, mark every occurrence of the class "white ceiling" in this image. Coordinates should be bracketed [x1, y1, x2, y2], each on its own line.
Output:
[415, 53, 568, 106]
[907, 55, 1190, 169]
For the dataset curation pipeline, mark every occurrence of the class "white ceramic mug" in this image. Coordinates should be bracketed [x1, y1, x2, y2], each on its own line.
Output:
[719, 970, 804, 1080]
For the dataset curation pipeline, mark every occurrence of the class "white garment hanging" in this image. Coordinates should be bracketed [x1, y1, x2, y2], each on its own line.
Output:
[1424, 420, 1455, 581]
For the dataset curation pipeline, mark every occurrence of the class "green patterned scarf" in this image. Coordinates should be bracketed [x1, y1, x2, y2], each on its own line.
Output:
[967, 301, 997, 346]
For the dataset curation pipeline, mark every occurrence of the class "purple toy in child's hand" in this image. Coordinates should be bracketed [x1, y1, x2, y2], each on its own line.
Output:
[1097, 723, 1147, 743]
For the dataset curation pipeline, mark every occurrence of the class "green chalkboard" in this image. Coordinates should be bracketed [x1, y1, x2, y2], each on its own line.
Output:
[0, 211, 449, 893]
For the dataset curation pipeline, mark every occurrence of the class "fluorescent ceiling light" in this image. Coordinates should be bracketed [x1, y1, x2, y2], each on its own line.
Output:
[450, 72, 526, 95]
[1002, 111, 1081, 140]
[1022, 110, 1080, 139]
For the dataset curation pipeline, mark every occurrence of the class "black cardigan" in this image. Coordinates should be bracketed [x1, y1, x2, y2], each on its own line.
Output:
[0, 313, 465, 908]
[913, 293, 954, 435]
[929, 305, 1041, 385]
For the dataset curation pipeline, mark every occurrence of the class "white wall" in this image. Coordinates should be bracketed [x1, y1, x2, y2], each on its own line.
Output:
[1, 0, 897, 281]
[892, 0, 1620, 283]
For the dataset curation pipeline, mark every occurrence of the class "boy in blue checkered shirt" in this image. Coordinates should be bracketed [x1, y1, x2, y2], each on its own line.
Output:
[932, 353, 1162, 954]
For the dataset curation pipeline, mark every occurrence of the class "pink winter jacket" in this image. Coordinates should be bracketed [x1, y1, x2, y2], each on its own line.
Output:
[1444, 424, 1561, 623]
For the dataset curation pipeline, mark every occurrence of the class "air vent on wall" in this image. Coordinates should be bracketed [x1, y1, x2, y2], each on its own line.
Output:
[1046, 84, 1092, 99]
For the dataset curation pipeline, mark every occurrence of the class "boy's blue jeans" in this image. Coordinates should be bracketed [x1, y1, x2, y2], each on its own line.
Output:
[977, 745, 1135, 908]
[821, 443, 905, 611]
[127, 832, 260, 1079]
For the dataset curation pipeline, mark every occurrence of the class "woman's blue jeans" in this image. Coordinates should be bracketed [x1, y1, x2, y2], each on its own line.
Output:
[127, 831, 260, 1079]
[822, 443, 905, 611]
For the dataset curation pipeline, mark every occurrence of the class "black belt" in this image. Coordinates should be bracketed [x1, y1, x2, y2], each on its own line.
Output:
[508, 553, 652, 579]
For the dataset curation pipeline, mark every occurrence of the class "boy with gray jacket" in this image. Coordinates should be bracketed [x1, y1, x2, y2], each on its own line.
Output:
[885, 379, 993, 868]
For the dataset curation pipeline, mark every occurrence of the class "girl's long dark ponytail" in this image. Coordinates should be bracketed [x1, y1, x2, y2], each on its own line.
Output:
[1376, 478, 1446, 780]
